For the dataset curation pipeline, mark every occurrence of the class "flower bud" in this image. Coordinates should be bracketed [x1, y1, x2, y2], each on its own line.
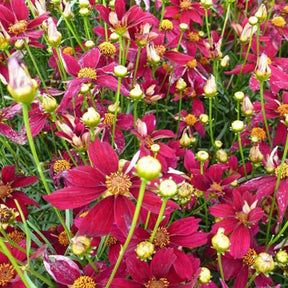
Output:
[7, 57, 37, 104]
[47, 17, 62, 47]
[85, 40, 95, 49]
[216, 149, 228, 163]
[151, 144, 160, 154]
[158, 179, 178, 198]
[0, 205, 18, 229]
[178, 182, 194, 198]
[234, 91, 245, 102]
[198, 267, 211, 284]
[147, 45, 161, 64]
[204, 75, 217, 98]
[42, 95, 58, 113]
[214, 140, 223, 148]
[220, 55, 230, 68]
[254, 253, 275, 274]
[196, 150, 209, 162]
[249, 16, 258, 26]
[82, 107, 100, 127]
[113, 65, 128, 77]
[79, 7, 90, 16]
[176, 78, 187, 91]
[255, 53, 271, 81]
[180, 131, 191, 147]
[231, 120, 244, 133]
[212, 228, 231, 253]
[239, 23, 257, 43]
[241, 96, 254, 117]
[80, 83, 91, 94]
[71, 235, 91, 256]
[108, 103, 120, 114]
[285, 114, 288, 127]
[179, 23, 189, 31]
[249, 145, 263, 163]
[130, 84, 143, 100]
[79, 0, 90, 8]
[199, 114, 209, 125]
[255, 4, 267, 22]
[135, 241, 155, 261]
[136, 156, 162, 181]
[201, 0, 213, 9]
[276, 250, 288, 265]
[14, 39, 25, 50]
[110, 32, 119, 42]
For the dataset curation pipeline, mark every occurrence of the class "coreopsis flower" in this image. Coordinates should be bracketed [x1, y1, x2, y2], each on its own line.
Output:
[0, 0, 48, 47]
[210, 189, 264, 258]
[58, 47, 129, 111]
[131, 113, 177, 172]
[96, 0, 156, 38]
[174, 98, 206, 137]
[0, 166, 38, 219]
[112, 248, 199, 287]
[44, 139, 177, 236]
[164, 0, 205, 25]
[191, 163, 241, 200]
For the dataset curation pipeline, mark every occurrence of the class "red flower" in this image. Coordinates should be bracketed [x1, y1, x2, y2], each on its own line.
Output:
[210, 189, 264, 258]
[44, 139, 177, 236]
[0, 165, 38, 218]
[0, 0, 48, 46]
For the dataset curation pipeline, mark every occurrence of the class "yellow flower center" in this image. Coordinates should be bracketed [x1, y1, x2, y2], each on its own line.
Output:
[180, 0, 192, 10]
[277, 103, 288, 117]
[271, 16, 286, 28]
[283, 5, 288, 14]
[188, 32, 199, 42]
[243, 248, 257, 266]
[63, 47, 74, 55]
[160, 20, 173, 31]
[235, 211, 248, 225]
[7, 230, 25, 243]
[0, 263, 15, 286]
[103, 113, 115, 127]
[187, 59, 197, 69]
[275, 163, 288, 179]
[58, 231, 70, 246]
[78, 68, 97, 80]
[0, 184, 12, 199]
[185, 114, 197, 126]
[155, 45, 166, 57]
[152, 227, 170, 248]
[144, 135, 155, 149]
[105, 172, 132, 195]
[250, 127, 266, 141]
[200, 56, 210, 65]
[72, 276, 96, 288]
[0, 208, 13, 224]
[53, 160, 71, 173]
[98, 41, 117, 57]
[145, 277, 169, 288]
[107, 236, 118, 246]
[8, 20, 28, 35]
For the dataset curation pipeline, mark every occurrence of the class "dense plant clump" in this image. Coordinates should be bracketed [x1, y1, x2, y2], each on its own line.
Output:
[0, 0, 288, 286]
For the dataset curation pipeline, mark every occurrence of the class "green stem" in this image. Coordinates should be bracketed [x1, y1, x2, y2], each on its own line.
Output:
[105, 179, 148, 288]
[0, 238, 31, 288]
[221, 3, 231, 40]
[256, 23, 260, 58]
[132, 47, 141, 87]
[239, 29, 253, 74]
[160, 2, 165, 23]
[209, 98, 214, 147]
[245, 273, 258, 288]
[83, 16, 91, 39]
[149, 198, 168, 242]
[259, 80, 272, 147]
[176, 90, 183, 135]
[55, 46, 67, 81]
[133, 101, 138, 128]
[217, 252, 225, 280]
[144, 211, 151, 229]
[204, 9, 212, 45]
[85, 255, 99, 273]
[268, 220, 288, 248]
[22, 105, 71, 239]
[238, 132, 247, 178]
[24, 42, 47, 91]
[265, 132, 288, 243]
[244, 0, 249, 18]
[177, 30, 184, 51]
[112, 77, 122, 148]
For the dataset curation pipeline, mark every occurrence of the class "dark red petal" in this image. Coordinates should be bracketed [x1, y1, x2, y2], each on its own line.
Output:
[88, 139, 118, 174]
[12, 0, 29, 20]
[43, 187, 103, 209]
[230, 225, 250, 258]
[1, 165, 16, 184]
[79, 197, 114, 236]
[12, 176, 37, 188]
[79, 48, 100, 69]
[150, 248, 176, 278]
[171, 232, 208, 248]
[126, 255, 151, 283]
[210, 204, 235, 218]
[110, 279, 142, 288]
[62, 53, 81, 76]
[168, 217, 201, 235]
